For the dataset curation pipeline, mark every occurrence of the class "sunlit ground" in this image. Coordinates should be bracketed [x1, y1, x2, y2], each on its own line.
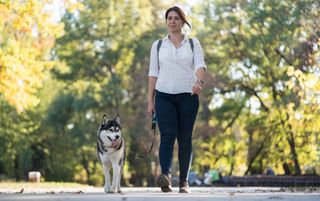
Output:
[0, 181, 92, 190]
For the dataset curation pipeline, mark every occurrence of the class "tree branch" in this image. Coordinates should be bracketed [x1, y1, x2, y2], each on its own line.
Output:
[274, 48, 293, 66]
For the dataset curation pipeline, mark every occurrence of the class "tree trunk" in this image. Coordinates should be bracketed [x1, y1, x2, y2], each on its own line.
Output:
[81, 153, 91, 183]
[287, 128, 302, 175]
[282, 113, 302, 175]
[245, 142, 265, 175]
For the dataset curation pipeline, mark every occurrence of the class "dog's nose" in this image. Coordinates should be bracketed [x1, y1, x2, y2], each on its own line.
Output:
[115, 135, 120, 140]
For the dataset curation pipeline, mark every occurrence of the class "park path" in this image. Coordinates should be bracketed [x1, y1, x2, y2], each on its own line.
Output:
[0, 187, 319, 201]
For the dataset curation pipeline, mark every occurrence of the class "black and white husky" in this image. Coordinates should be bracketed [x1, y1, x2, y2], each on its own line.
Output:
[97, 114, 125, 193]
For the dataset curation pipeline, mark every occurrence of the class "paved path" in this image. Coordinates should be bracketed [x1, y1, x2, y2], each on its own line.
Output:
[1, 187, 319, 201]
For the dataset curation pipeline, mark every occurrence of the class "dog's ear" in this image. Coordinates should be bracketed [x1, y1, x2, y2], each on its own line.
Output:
[101, 114, 108, 125]
[114, 114, 120, 124]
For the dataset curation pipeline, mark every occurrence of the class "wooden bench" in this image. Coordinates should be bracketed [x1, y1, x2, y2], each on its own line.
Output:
[220, 175, 320, 187]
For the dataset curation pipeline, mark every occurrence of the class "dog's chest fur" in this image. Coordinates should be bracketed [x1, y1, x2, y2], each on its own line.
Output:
[99, 138, 125, 165]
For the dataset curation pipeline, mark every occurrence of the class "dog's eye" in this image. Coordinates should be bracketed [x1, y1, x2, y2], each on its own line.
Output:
[108, 128, 113, 131]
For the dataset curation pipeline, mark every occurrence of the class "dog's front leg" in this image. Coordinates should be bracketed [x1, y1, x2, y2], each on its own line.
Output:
[103, 163, 112, 193]
[117, 179, 122, 193]
[111, 162, 121, 193]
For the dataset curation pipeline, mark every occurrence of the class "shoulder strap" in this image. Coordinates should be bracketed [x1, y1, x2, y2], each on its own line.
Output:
[189, 38, 194, 65]
[188, 38, 194, 53]
[157, 39, 162, 69]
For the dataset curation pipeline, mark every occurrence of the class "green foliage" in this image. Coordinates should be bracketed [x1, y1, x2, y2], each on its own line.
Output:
[0, 95, 41, 180]
[193, 0, 320, 176]
[46, 0, 170, 186]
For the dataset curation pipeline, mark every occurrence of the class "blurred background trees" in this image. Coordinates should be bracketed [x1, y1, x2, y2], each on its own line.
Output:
[0, 0, 319, 186]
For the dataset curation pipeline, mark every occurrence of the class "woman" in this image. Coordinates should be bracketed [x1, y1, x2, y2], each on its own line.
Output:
[147, 6, 206, 193]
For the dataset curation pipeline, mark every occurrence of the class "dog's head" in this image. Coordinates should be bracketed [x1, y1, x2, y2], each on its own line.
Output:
[98, 114, 122, 149]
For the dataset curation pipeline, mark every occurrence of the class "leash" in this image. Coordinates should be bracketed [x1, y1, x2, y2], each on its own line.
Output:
[135, 112, 157, 158]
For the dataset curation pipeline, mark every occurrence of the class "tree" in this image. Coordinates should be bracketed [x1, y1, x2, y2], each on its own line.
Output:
[193, 0, 320, 176]
[0, 0, 82, 180]
[51, 0, 169, 185]
[0, 0, 65, 112]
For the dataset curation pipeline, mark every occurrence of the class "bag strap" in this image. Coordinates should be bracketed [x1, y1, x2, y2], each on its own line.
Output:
[157, 38, 194, 69]
[189, 38, 194, 65]
[189, 38, 194, 53]
[157, 39, 162, 69]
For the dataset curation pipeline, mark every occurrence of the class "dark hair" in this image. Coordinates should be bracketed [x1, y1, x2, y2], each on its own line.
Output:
[165, 6, 191, 29]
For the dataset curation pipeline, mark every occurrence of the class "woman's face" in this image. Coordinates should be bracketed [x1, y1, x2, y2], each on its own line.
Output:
[166, 11, 183, 33]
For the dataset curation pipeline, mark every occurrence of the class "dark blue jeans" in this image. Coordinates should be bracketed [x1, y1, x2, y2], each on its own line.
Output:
[155, 90, 199, 183]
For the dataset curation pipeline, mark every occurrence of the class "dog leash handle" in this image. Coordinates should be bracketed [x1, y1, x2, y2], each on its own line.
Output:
[151, 111, 156, 129]
[136, 112, 157, 159]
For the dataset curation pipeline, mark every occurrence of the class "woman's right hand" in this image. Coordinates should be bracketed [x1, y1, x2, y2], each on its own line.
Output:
[147, 77, 157, 116]
[147, 101, 155, 116]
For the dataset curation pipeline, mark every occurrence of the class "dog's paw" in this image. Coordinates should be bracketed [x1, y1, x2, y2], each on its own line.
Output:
[104, 186, 112, 193]
[109, 186, 118, 194]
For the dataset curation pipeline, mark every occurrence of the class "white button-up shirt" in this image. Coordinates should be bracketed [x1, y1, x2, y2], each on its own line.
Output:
[148, 35, 206, 94]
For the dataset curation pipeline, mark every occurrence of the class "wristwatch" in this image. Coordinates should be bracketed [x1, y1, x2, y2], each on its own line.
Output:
[198, 79, 205, 85]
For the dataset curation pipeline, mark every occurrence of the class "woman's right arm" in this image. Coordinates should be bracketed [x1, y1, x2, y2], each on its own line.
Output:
[147, 77, 157, 115]
[147, 41, 159, 116]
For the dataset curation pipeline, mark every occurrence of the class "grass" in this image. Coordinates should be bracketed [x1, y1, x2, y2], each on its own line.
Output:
[0, 181, 92, 189]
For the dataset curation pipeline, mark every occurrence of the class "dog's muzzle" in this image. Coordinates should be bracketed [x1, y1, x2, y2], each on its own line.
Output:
[107, 136, 121, 148]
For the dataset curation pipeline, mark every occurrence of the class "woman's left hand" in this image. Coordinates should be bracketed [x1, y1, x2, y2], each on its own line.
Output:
[192, 81, 202, 95]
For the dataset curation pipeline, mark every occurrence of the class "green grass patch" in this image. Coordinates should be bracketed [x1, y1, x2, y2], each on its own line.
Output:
[0, 182, 92, 189]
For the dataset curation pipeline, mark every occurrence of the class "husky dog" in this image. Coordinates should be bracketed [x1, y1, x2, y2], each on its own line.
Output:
[97, 114, 125, 193]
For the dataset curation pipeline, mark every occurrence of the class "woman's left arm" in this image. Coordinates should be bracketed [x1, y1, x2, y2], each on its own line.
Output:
[192, 38, 207, 95]
[195, 67, 206, 86]
[192, 67, 206, 95]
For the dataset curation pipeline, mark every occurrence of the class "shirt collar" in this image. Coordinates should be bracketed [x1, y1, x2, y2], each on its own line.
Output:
[163, 34, 188, 44]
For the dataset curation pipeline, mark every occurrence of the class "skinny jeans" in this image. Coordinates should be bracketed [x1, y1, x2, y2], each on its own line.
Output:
[155, 90, 199, 183]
